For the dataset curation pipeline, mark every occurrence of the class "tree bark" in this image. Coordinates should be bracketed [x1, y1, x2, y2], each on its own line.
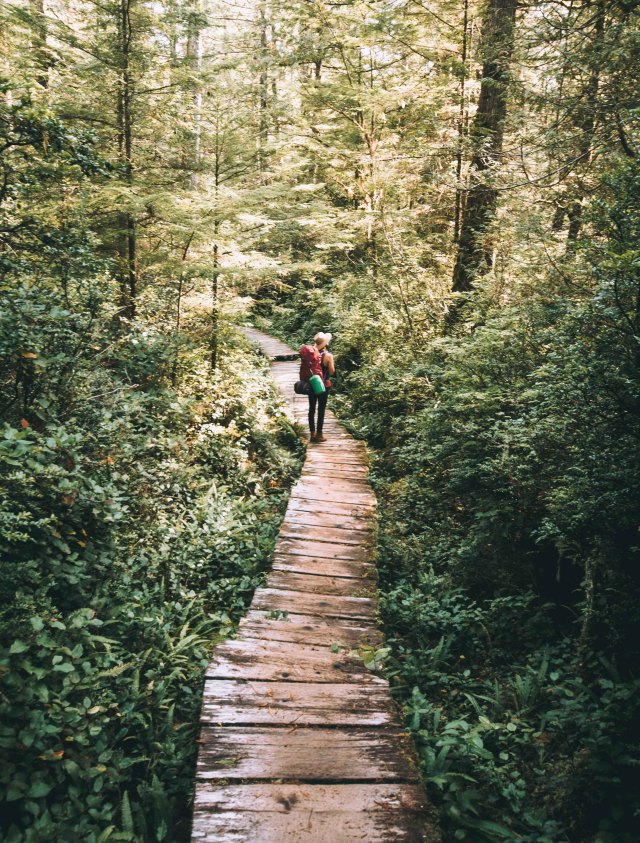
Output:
[451, 0, 517, 294]
[211, 119, 221, 370]
[117, 0, 137, 319]
[186, 0, 203, 189]
[453, 0, 470, 245]
[30, 0, 51, 90]
[257, 2, 269, 172]
[565, 1, 604, 251]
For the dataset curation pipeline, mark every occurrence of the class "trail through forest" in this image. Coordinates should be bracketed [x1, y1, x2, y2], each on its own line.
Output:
[191, 328, 439, 842]
[3, 0, 640, 837]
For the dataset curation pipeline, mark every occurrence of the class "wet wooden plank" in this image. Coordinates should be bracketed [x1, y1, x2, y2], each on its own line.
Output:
[275, 537, 371, 561]
[238, 610, 382, 648]
[251, 588, 377, 620]
[206, 638, 374, 683]
[266, 570, 376, 598]
[200, 681, 397, 726]
[195, 727, 420, 782]
[192, 783, 433, 843]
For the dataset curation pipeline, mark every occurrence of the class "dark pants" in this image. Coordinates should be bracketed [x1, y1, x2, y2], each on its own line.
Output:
[308, 391, 328, 434]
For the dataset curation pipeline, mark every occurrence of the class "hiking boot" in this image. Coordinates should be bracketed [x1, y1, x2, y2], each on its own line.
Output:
[309, 432, 318, 443]
[316, 434, 327, 443]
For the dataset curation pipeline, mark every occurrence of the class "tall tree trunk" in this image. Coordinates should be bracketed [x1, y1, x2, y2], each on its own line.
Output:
[117, 0, 136, 319]
[565, 1, 604, 250]
[186, 0, 203, 189]
[31, 0, 51, 90]
[453, 0, 470, 245]
[211, 120, 221, 370]
[451, 0, 517, 294]
[171, 232, 195, 385]
[257, 2, 268, 172]
[211, 233, 219, 371]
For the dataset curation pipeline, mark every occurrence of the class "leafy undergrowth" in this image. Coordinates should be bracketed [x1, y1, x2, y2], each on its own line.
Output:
[0, 308, 304, 843]
[332, 297, 640, 843]
[259, 160, 640, 841]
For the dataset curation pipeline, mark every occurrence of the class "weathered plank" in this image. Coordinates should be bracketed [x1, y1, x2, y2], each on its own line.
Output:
[282, 509, 373, 532]
[200, 681, 397, 726]
[297, 474, 375, 490]
[195, 727, 420, 782]
[272, 553, 374, 579]
[238, 610, 383, 648]
[251, 587, 377, 620]
[304, 460, 369, 471]
[274, 537, 371, 561]
[266, 570, 376, 597]
[287, 497, 375, 518]
[192, 784, 433, 843]
[206, 638, 375, 683]
[303, 467, 370, 480]
[279, 522, 373, 546]
[303, 450, 368, 462]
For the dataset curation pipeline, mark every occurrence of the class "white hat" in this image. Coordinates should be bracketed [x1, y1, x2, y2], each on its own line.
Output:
[314, 332, 332, 346]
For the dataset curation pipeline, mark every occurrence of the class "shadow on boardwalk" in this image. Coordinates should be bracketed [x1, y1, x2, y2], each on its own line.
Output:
[190, 327, 440, 842]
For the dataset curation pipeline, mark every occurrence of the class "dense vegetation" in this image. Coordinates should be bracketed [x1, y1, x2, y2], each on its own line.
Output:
[0, 287, 302, 842]
[3, 0, 640, 839]
[261, 127, 640, 843]
[266, 172, 640, 836]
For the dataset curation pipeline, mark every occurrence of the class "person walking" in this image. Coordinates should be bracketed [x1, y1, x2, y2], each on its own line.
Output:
[308, 331, 334, 443]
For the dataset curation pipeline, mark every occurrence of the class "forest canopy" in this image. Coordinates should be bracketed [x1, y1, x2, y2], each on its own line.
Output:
[1, 0, 639, 839]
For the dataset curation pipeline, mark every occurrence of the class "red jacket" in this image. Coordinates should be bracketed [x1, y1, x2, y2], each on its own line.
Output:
[299, 344, 322, 380]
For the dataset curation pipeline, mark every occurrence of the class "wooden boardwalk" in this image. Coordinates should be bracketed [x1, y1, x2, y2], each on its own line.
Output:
[190, 328, 438, 843]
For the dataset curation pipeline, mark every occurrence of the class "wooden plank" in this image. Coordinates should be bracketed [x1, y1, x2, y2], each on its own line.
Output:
[304, 459, 369, 471]
[293, 489, 377, 507]
[302, 467, 368, 481]
[287, 498, 375, 518]
[266, 570, 376, 598]
[251, 588, 377, 620]
[275, 537, 370, 561]
[281, 521, 374, 543]
[191, 784, 433, 843]
[296, 475, 374, 493]
[195, 727, 420, 782]
[272, 554, 374, 579]
[302, 467, 369, 480]
[279, 523, 373, 546]
[282, 510, 373, 532]
[200, 680, 396, 726]
[238, 610, 382, 648]
[292, 480, 375, 498]
[206, 638, 374, 683]
[287, 499, 375, 518]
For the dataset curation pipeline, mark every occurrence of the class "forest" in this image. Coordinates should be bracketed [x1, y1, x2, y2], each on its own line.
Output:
[0, 0, 639, 839]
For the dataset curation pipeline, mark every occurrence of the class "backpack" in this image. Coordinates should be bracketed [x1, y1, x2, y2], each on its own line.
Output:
[299, 344, 322, 381]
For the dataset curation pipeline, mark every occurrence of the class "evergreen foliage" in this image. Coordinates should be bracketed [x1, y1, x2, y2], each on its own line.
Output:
[2, 0, 640, 838]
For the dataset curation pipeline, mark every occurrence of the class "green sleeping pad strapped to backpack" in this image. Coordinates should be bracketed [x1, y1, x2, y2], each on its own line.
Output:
[309, 374, 326, 395]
